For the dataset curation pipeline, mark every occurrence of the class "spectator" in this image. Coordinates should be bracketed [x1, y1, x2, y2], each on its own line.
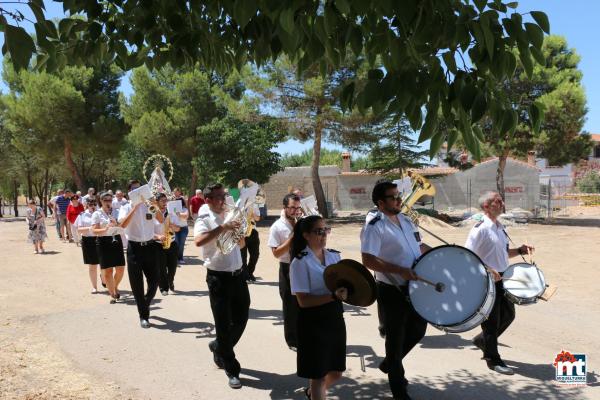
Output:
[26, 199, 47, 254]
[55, 189, 73, 241]
[48, 190, 63, 239]
[189, 189, 205, 220]
[66, 195, 85, 243]
[82, 187, 96, 206]
[172, 187, 189, 264]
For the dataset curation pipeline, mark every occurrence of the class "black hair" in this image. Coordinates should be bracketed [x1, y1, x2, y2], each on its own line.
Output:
[283, 193, 301, 207]
[127, 179, 140, 191]
[203, 183, 223, 197]
[155, 193, 167, 201]
[290, 215, 322, 259]
[372, 180, 397, 206]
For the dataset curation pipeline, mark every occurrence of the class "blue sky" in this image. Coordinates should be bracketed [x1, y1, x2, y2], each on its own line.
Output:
[1, 1, 598, 155]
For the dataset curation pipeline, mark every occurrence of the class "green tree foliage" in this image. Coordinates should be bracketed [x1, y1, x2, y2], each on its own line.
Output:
[577, 171, 600, 193]
[475, 35, 590, 200]
[1, 61, 125, 191]
[196, 117, 285, 187]
[121, 65, 283, 192]
[0, 1, 549, 160]
[365, 117, 429, 175]
[263, 55, 377, 216]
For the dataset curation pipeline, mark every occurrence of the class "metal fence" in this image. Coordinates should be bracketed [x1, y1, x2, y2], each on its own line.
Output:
[538, 178, 578, 218]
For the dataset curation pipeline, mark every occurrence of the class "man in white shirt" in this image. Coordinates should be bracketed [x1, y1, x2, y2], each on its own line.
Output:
[360, 180, 431, 400]
[267, 193, 301, 349]
[118, 179, 164, 329]
[465, 191, 533, 375]
[111, 190, 128, 212]
[82, 187, 96, 207]
[194, 183, 249, 390]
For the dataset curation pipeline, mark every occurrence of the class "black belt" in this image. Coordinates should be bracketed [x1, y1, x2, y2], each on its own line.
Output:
[377, 280, 409, 292]
[129, 240, 153, 246]
[207, 268, 244, 277]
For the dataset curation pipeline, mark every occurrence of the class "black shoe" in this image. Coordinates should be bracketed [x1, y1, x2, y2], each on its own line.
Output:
[101, 282, 107, 288]
[169, 284, 175, 292]
[209, 340, 224, 369]
[249, 275, 257, 282]
[288, 346, 297, 352]
[161, 290, 168, 296]
[227, 374, 242, 389]
[486, 359, 514, 375]
[379, 357, 389, 374]
[140, 319, 150, 329]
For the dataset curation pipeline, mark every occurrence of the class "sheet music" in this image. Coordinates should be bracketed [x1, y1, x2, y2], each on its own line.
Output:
[128, 184, 152, 206]
[167, 200, 182, 216]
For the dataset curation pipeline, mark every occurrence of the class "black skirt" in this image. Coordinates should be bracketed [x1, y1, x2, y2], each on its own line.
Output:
[96, 235, 125, 269]
[81, 236, 99, 265]
[297, 300, 346, 379]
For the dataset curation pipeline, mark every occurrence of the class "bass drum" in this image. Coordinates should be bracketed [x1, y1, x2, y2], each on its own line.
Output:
[409, 245, 496, 333]
[503, 262, 546, 305]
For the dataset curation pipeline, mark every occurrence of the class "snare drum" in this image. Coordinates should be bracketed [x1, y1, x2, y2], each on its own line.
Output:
[409, 245, 496, 333]
[503, 263, 546, 305]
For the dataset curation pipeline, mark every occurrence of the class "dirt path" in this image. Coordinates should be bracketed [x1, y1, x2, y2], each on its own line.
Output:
[1, 218, 598, 399]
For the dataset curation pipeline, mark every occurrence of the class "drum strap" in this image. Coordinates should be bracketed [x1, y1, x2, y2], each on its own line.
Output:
[502, 230, 528, 263]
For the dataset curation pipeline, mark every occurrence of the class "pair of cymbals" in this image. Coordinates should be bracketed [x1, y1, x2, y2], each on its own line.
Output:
[324, 259, 377, 307]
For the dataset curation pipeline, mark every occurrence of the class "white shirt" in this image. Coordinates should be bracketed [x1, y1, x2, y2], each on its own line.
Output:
[74, 210, 95, 237]
[91, 208, 119, 237]
[154, 212, 167, 243]
[172, 207, 189, 227]
[82, 194, 96, 207]
[193, 207, 242, 272]
[268, 214, 294, 263]
[360, 211, 422, 286]
[465, 215, 510, 273]
[290, 247, 341, 296]
[118, 203, 156, 242]
[112, 197, 128, 212]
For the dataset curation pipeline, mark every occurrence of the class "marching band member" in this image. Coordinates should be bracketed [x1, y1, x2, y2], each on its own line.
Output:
[75, 199, 101, 293]
[92, 192, 126, 304]
[153, 193, 180, 295]
[172, 187, 189, 264]
[466, 191, 533, 375]
[267, 193, 302, 349]
[194, 183, 249, 389]
[290, 215, 347, 400]
[360, 180, 430, 400]
[241, 202, 261, 282]
[118, 180, 164, 329]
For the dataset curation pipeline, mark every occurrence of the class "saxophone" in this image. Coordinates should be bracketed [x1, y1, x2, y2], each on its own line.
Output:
[400, 172, 436, 225]
[162, 215, 175, 249]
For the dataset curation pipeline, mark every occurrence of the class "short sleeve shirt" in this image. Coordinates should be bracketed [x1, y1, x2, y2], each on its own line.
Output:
[360, 211, 422, 286]
[267, 215, 294, 263]
[118, 203, 156, 242]
[74, 210, 95, 237]
[91, 209, 118, 237]
[465, 215, 510, 273]
[290, 247, 341, 296]
[193, 208, 242, 272]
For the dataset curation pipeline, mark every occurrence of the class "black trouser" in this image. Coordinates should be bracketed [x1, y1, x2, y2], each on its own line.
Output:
[279, 262, 299, 348]
[241, 229, 260, 278]
[206, 268, 251, 377]
[474, 280, 516, 362]
[158, 241, 178, 291]
[127, 241, 159, 320]
[378, 282, 427, 400]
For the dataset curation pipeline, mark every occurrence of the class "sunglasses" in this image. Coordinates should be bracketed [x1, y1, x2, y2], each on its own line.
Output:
[383, 194, 403, 201]
[312, 227, 332, 236]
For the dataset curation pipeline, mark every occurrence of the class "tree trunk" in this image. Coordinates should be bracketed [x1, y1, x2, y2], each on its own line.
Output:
[43, 168, 50, 213]
[496, 147, 510, 213]
[64, 138, 84, 191]
[26, 169, 33, 201]
[190, 164, 198, 198]
[311, 120, 329, 218]
[13, 179, 19, 217]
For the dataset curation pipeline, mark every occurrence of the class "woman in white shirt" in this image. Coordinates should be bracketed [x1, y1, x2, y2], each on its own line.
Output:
[92, 192, 126, 304]
[75, 199, 101, 293]
[290, 215, 348, 400]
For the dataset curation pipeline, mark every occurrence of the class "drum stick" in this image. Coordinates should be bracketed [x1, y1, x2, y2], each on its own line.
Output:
[417, 276, 445, 293]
